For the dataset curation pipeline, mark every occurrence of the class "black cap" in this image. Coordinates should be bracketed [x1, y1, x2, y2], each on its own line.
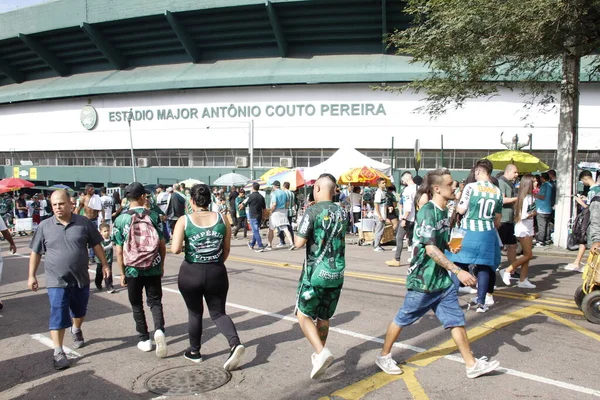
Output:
[125, 182, 145, 199]
[272, 180, 281, 187]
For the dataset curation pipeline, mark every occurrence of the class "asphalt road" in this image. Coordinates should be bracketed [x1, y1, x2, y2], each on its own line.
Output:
[1, 234, 599, 400]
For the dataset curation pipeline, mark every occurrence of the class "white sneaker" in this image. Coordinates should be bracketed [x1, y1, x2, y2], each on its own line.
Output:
[289, 245, 295, 251]
[310, 348, 334, 379]
[501, 270, 512, 286]
[476, 304, 489, 313]
[223, 344, 245, 371]
[154, 330, 168, 358]
[459, 286, 474, 294]
[470, 295, 494, 306]
[517, 279, 536, 289]
[392, 247, 397, 252]
[466, 357, 500, 378]
[373, 247, 385, 252]
[276, 243, 286, 248]
[137, 339, 152, 352]
[376, 353, 403, 375]
[564, 263, 584, 272]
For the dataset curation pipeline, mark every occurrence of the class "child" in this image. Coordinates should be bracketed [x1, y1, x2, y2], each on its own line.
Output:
[218, 197, 228, 215]
[95, 223, 115, 293]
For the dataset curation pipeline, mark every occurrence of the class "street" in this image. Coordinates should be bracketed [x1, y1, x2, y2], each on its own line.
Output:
[1, 235, 599, 400]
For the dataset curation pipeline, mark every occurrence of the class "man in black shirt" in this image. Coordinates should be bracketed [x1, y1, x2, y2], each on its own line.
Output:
[245, 182, 266, 252]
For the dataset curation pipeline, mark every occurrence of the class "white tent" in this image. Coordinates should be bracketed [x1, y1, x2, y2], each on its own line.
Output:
[304, 148, 392, 182]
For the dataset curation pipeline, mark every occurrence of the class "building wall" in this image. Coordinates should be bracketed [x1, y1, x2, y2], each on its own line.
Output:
[2, 83, 600, 154]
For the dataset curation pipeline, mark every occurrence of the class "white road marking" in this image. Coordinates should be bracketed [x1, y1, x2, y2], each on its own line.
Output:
[30, 333, 82, 358]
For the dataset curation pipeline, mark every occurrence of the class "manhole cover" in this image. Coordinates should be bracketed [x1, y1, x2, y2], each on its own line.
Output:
[145, 365, 231, 396]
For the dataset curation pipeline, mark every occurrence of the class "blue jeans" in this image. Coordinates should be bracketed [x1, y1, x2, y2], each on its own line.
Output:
[47, 285, 90, 330]
[394, 285, 465, 329]
[249, 217, 264, 248]
[452, 263, 496, 305]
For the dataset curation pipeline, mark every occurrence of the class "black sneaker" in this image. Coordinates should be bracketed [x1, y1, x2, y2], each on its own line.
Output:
[107, 285, 115, 294]
[53, 351, 70, 370]
[71, 328, 84, 349]
[95, 283, 102, 291]
[223, 344, 245, 371]
[184, 350, 202, 363]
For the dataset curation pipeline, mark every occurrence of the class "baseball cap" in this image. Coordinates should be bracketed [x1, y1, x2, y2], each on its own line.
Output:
[166, 187, 173, 193]
[272, 180, 281, 187]
[124, 182, 145, 199]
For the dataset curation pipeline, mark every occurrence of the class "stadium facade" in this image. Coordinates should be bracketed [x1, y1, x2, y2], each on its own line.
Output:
[0, 0, 599, 187]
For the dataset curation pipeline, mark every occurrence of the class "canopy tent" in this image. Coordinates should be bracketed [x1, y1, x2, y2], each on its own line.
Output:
[304, 148, 391, 183]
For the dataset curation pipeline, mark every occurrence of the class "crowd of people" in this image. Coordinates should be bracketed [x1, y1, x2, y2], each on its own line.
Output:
[2, 159, 599, 382]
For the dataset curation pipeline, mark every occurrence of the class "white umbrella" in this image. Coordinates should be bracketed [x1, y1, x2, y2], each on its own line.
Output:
[179, 178, 205, 187]
[213, 173, 250, 187]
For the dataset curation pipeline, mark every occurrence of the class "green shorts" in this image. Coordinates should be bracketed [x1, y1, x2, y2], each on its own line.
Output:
[296, 281, 342, 321]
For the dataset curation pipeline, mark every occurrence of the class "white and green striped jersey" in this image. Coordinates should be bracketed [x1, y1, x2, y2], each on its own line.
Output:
[458, 181, 503, 231]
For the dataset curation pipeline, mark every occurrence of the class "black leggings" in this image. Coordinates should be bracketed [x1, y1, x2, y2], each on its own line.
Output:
[178, 261, 241, 353]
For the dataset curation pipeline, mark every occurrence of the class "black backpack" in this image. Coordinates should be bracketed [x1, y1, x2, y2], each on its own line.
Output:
[571, 196, 600, 245]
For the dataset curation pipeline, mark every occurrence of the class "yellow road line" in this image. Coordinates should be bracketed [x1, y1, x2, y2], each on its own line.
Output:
[541, 310, 600, 342]
[228, 256, 576, 307]
[531, 304, 584, 316]
[330, 366, 428, 400]
[408, 306, 540, 367]
[330, 371, 404, 399]
[402, 366, 430, 400]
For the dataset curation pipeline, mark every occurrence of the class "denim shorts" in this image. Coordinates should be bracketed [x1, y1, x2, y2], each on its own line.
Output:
[394, 285, 465, 329]
[47, 285, 90, 330]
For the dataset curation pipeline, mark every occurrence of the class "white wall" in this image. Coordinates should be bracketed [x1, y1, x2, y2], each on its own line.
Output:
[1, 83, 599, 152]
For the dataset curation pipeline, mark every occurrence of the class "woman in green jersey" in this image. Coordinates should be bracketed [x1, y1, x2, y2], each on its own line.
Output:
[171, 184, 245, 370]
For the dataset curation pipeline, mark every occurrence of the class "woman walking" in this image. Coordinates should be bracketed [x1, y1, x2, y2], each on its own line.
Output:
[501, 174, 537, 289]
[171, 184, 245, 370]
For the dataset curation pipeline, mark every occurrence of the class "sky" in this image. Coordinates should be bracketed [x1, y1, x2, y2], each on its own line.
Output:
[0, 0, 54, 14]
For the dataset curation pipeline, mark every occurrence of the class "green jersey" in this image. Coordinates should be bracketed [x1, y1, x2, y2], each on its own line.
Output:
[588, 185, 600, 204]
[297, 201, 347, 288]
[112, 207, 164, 277]
[0, 198, 12, 215]
[407, 201, 453, 293]
[235, 196, 247, 218]
[94, 239, 113, 264]
[184, 213, 227, 264]
[285, 190, 296, 217]
[458, 181, 503, 231]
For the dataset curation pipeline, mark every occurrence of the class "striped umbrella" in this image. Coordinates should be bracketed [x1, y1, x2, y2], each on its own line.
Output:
[260, 167, 289, 181]
[244, 179, 269, 191]
[267, 168, 305, 191]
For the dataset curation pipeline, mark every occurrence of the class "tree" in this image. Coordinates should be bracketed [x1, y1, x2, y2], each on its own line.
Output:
[385, 0, 600, 247]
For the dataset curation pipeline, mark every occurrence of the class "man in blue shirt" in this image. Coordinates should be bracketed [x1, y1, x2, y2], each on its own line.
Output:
[535, 172, 554, 247]
[267, 181, 294, 250]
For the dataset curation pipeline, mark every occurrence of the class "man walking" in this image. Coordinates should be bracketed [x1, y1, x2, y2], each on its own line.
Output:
[267, 180, 294, 250]
[373, 178, 387, 252]
[386, 172, 417, 266]
[99, 187, 114, 226]
[246, 182, 267, 252]
[497, 164, 519, 266]
[167, 183, 186, 235]
[233, 189, 248, 239]
[28, 189, 110, 370]
[535, 172, 554, 246]
[375, 169, 500, 378]
[113, 182, 168, 358]
[278, 181, 296, 246]
[294, 173, 347, 379]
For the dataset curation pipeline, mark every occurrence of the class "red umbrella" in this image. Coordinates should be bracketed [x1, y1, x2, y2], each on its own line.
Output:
[0, 177, 35, 189]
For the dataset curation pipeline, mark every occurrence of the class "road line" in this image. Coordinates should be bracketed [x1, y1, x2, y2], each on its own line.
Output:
[497, 367, 600, 397]
[330, 370, 404, 399]
[402, 366, 429, 400]
[541, 310, 600, 342]
[408, 306, 540, 367]
[30, 333, 82, 358]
